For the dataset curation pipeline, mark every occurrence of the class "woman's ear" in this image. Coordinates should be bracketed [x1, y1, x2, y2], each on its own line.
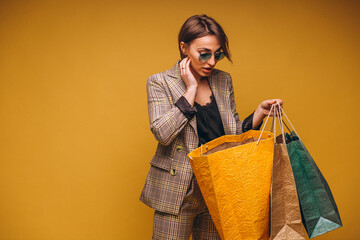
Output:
[180, 41, 187, 56]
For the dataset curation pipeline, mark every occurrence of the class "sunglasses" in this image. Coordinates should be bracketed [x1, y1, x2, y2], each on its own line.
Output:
[189, 45, 226, 63]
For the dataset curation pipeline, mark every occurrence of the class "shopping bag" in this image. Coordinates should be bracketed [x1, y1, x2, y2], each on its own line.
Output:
[188, 130, 274, 240]
[270, 107, 306, 240]
[280, 108, 343, 238]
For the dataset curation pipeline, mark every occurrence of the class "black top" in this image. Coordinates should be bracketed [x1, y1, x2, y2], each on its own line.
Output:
[194, 94, 225, 145]
[175, 93, 262, 146]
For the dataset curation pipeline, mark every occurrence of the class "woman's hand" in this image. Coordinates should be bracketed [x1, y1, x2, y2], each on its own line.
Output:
[257, 99, 283, 117]
[252, 99, 283, 128]
[180, 57, 198, 106]
[180, 57, 198, 89]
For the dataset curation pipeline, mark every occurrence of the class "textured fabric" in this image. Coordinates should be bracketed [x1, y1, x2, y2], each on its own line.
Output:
[140, 60, 247, 215]
[194, 94, 225, 146]
[152, 177, 221, 240]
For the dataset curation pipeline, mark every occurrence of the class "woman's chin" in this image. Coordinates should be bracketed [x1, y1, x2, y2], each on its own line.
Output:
[200, 72, 211, 77]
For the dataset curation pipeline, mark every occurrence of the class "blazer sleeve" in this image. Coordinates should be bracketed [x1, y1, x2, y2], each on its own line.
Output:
[147, 73, 189, 146]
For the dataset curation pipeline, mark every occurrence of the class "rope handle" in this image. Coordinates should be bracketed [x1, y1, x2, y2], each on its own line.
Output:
[274, 103, 301, 140]
[274, 102, 286, 143]
[256, 104, 276, 145]
[258, 101, 296, 145]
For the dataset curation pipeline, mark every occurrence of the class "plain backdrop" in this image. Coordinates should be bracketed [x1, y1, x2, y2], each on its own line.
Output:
[0, 0, 359, 239]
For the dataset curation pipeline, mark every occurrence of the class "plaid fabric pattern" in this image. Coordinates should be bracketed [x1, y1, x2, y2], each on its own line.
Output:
[152, 176, 221, 240]
[140, 60, 244, 215]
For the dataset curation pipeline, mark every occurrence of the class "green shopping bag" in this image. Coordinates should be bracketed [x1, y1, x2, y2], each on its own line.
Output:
[280, 109, 342, 238]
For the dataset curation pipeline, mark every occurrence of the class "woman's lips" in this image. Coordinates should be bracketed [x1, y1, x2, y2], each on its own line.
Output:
[203, 67, 212, 73]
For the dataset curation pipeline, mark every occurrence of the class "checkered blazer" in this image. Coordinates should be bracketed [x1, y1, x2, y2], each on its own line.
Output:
[140, 60, 245, 215]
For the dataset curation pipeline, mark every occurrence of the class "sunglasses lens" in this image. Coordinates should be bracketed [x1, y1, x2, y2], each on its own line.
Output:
[215, 52, 225, 61]
[199, 53, 212, 62]
[198, 52, 225, 62]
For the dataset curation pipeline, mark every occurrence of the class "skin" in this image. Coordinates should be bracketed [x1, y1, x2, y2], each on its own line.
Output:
[179, 34, 283, 128]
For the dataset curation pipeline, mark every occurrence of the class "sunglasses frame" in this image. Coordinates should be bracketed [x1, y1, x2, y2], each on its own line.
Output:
[188, 45, 225, 63]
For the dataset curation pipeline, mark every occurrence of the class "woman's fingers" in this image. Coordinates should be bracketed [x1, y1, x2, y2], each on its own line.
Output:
[180, 57, 190, 76]
[186, 57, 191, 70]
[180, 57, 188, 70]
[271, 99, 283, 117]
[180, 57, 197, 89]
[180, 58, 185, 72]
[262, 99, 283, 117]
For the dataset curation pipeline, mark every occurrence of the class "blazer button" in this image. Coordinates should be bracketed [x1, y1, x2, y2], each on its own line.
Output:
[176, 146, 182, 152]
[170, 169, 177, 176]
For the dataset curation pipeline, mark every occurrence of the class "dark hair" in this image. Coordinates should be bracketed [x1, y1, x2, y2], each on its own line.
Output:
[178, 14, 232, 62]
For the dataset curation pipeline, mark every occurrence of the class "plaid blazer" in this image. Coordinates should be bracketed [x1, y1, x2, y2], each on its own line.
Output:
[140, 60, 245, 215]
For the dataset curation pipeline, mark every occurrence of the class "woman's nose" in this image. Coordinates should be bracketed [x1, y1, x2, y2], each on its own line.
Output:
[207, 54, 216, 66]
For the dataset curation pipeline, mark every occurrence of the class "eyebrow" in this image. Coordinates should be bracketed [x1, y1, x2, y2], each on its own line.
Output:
[197, 47, 222, 52]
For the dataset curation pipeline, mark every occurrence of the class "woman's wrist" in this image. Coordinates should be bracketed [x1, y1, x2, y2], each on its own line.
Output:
[255, 105, 266, 119]
[252, 106, 266, 128]
[187, 84, 198, 92]
[183, 85, 197, 107]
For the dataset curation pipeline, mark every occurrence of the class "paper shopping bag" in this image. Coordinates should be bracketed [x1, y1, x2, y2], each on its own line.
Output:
[188, 130, 274, 240]
[286, 131, 342, 238]
[270, 134, 306, 240]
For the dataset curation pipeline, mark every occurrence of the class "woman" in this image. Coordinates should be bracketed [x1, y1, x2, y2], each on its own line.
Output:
[140, 14, 283, 239]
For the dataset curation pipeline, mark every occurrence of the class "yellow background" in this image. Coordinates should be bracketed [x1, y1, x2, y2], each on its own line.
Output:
[0, 0, 359, 239]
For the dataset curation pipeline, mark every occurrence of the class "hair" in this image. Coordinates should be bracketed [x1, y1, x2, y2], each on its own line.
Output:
[178, 14, 232, 63]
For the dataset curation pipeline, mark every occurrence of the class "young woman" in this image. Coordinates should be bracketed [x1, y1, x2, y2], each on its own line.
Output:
[140, 14, 283, 240]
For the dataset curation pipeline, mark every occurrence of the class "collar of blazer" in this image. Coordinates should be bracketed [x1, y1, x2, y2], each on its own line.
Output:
[164, 60, 236, 136]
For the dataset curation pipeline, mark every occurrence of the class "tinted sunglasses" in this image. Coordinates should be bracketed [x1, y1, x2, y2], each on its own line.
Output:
[189, 45, 226, 63]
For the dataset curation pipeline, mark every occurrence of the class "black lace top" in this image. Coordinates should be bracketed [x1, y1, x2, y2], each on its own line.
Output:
[194, 94, 225, 145]
[175, 92, 261, 146]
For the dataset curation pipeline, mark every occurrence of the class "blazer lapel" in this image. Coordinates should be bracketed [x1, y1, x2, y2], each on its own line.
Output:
[208, 71, 236, 135]
[165, 61, 197, 134]
[165, 61, 236, 136]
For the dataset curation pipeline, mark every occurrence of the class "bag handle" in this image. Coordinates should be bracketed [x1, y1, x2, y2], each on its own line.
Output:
[258, 101, 292, 145]
[274, 102, 286, 143]
[275, 102, 301, 141]
[257, 103, 276, 145]
[273, 106, 276, 140]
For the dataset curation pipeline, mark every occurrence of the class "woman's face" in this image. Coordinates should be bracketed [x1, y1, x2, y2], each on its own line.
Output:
[181, 35, 222, 79]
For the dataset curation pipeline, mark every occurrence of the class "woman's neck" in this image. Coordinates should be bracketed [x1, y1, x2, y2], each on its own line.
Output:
[189, 66, 206, 84]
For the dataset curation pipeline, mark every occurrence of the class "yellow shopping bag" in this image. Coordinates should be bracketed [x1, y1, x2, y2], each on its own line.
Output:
[188, 130, 274, 240]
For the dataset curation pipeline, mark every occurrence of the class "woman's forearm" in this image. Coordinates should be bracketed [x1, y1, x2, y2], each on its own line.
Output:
[252, 99, 283, 129]
[252, 106, 266, 129]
